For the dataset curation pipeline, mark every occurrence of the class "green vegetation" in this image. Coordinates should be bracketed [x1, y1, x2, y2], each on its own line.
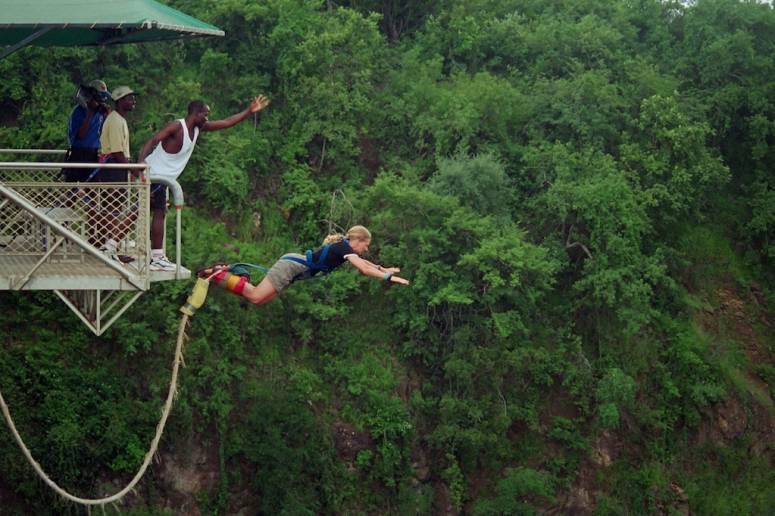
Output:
[1, 0, 774, 513]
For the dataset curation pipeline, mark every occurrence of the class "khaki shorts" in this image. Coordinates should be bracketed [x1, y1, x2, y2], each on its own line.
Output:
[265, 253, 310, 292]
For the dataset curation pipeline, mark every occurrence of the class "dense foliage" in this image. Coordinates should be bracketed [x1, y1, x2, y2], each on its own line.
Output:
[1, 0, 774, 513]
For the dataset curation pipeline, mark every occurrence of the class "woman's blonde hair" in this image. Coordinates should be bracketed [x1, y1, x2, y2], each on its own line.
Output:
[322, 225, 372, 245]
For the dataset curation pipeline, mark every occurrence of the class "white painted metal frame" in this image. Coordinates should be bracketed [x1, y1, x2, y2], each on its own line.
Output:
[0, 151, 190, 335]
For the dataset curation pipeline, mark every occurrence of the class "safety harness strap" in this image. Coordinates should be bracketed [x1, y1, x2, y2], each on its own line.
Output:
[281, 239, 348, 282]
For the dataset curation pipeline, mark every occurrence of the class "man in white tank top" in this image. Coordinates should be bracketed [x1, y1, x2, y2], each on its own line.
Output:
[139, 95, 270, 271]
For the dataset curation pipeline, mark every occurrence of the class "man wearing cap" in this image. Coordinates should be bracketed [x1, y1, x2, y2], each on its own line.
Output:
[99, 85, 137, 178]
[138, 95, 270, 271]
[63, 79, 111, 182]
[96, 86, 139, 261]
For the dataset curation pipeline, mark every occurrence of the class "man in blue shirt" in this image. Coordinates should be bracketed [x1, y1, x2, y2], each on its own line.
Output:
[63, 80, 111, 182]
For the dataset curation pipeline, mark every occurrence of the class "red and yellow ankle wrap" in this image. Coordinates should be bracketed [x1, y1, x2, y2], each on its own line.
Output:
[212, 271, 248, 295]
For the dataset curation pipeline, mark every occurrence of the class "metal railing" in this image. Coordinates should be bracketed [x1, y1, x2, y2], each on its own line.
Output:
[0, 149, 68, 156]
[0, 150, 189, 335]
[147, 174, 185, 278]
[0, 149, 187, 281]
[0, 178, 147, 290]
[0, 161, 150, 281]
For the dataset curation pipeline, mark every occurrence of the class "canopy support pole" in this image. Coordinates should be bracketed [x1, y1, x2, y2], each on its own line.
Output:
[0, 27, 52, 60]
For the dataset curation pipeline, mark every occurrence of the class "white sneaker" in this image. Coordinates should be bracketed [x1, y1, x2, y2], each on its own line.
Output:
[150, 256, 177, 272]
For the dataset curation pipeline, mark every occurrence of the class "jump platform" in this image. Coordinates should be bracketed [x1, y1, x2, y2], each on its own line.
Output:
[0, 254, 190, 290]
[1, 151, 190, 335]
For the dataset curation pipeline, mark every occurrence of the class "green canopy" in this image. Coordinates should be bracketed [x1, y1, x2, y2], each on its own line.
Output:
[0, 0, 224, 59]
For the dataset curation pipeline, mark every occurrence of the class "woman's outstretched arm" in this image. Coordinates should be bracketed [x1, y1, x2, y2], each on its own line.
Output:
[359, 257, 401, 274]
[346, 255, 410, 285]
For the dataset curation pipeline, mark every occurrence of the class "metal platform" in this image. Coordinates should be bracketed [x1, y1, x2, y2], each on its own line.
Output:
[0, 254, 190, 290]
[1, 151, 191, 335]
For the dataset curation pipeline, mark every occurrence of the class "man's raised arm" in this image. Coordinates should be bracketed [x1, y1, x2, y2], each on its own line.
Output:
[202, 95, 270, 132]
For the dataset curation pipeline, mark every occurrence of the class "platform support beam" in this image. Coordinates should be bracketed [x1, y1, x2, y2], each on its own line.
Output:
[14, 237, 65, 290]
[54, 289, 146, 336]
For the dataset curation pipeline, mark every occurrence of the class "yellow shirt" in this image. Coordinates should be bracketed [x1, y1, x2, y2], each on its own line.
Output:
[100, 111, 130, 159]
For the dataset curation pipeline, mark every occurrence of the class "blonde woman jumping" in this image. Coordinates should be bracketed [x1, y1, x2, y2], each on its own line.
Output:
[191, 226, 409, 309]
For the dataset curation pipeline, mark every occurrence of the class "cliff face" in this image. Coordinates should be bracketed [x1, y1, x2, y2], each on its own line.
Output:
[143, 284, 774, 515]
[695, 283, 775, 447]
[550, 281, 775, 515]
[1, 297, 773, 514]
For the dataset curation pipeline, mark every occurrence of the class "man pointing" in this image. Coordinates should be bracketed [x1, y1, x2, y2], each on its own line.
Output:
[139, 95, 269, 271]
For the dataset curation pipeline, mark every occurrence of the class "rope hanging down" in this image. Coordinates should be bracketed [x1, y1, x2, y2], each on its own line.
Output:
[0, 279, 211, 508]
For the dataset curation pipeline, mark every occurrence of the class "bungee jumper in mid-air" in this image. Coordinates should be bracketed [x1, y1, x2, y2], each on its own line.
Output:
[182, 225, 409, 314]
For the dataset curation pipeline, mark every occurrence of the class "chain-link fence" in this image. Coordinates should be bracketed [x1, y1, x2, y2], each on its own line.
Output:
[0, 165, 150, 275]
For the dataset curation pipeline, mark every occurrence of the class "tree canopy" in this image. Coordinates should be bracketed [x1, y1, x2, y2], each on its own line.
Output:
[1, 0, 774, 513]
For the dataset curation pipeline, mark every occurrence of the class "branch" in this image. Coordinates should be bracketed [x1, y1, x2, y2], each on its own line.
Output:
[565, 224, 593, 259]
[566, 241, 593, 260]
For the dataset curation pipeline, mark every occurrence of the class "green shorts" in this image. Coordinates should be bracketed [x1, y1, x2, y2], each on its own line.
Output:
[265, 254, 310, 292]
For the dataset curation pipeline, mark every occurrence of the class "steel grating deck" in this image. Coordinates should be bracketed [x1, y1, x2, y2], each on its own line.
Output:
[0, 254, 190, 290]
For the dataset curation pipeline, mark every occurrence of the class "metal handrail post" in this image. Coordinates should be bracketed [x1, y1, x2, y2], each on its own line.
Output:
[148, 175, 185, 278]
[147, 175, 184, 205]
[176, 208, 182, 279]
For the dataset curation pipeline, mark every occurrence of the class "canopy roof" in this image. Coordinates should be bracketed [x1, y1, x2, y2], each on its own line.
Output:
[0, 0, 224, 56]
